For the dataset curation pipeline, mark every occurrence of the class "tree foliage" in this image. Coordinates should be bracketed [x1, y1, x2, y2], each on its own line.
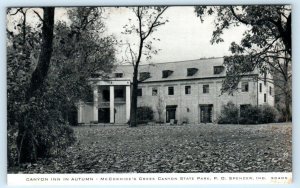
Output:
[48, 7, 116, 121]
[7, 7, 116, 165]
[195, 5, 292, 121]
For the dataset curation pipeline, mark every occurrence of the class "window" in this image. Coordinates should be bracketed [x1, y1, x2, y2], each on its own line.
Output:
[241, 82, 249, 92]
[137, 88, 142, 96]
[187, 68, 198, 76]
[264, 71, 267, 85]
[115, 73, 123, 78]
[264, 93, 267, 102]
[152, 88, 158, 96]
[162, 70, 173, 78]
[269, 87, 272, 96]
[259, 83, 262, 93]
[185, 85, 191, 95]
[214, 66, 224, 74]
[203, 85, 209, 93]
[115, 89, 124, 98]
[168, 87, 174, 95]
[139, 72, 150, 81]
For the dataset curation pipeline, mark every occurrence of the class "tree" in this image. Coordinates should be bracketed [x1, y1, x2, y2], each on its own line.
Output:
[156, 91, 165, 124]
[122, 6, 169, 127]
[195, 5, 292, 121]
[7, 7, 116, 165]
[13, 7, 55, 163]
[48, 7, 116, 124]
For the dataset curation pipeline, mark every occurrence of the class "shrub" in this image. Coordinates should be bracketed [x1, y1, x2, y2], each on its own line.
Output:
[136, 106, 154, 124]
[240, 104, 278, 124]
[260, 104, 278, 123]
[239, 105, 261, 124]
[218, 101, 239, 124]
[8, 91, 76, 166]
[218, 102, 278, 124]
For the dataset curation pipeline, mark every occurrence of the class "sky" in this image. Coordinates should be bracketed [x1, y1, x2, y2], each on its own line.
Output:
[103, 6, 249, 63]
[7, 6, 249, 64]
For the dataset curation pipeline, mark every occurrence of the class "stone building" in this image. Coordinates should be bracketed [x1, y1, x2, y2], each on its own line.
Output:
[78, 57, 274, 124]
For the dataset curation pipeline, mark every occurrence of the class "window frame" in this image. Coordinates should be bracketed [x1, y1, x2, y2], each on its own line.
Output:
[259, 83, 262, 93]
[241, 82, 249, 92]
[187, 68, 198, 76]
[152, 88, 158, 96]
[137, 88, 142, 97]
[115, 73, 123, 78]
[203, 84, 209, 94]
[213, 66, 224, 74]
[168, 86, 174, 95]
[185, 85, 191, 95]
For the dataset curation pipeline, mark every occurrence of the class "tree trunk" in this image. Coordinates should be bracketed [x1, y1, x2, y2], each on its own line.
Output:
[284, 90, 291, 122]
[25, 8, 55, 100]
[130, 66, 139, 127]
[17, 7, 55, 163]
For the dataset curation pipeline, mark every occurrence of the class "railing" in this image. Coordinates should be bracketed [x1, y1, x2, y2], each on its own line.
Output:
[80, 101, 126, 108]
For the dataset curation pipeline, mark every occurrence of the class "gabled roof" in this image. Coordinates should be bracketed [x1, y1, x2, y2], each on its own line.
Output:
[110, 57, 257, 82]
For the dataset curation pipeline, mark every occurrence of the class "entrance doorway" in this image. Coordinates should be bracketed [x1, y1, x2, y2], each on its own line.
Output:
[199, 104, 213, 123]
[166, 105, 177, 123]
[98, 108, 110, 123]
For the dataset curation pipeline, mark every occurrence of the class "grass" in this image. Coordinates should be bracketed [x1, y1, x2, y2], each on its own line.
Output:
[10, 122, 292, 173]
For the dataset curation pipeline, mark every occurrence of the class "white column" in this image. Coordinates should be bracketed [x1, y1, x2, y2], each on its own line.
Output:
[110, 86, 114, 123]
[93, 86, 98, 122]
[78, 102, 82, 123]
[126, 85, 131, 122]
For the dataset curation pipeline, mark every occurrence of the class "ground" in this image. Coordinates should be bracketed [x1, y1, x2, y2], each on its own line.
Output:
[10, 123, 292, 173]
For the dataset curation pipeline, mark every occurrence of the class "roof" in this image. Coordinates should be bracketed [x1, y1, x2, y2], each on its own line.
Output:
[109, 57, 257, 82]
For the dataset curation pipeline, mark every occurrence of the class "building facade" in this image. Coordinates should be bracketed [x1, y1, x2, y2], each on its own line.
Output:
[78, 57, 274, 124]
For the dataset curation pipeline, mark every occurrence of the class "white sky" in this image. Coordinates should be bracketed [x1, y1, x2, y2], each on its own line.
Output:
[7, 6, 249, 64]
[103, 6, 249, 63]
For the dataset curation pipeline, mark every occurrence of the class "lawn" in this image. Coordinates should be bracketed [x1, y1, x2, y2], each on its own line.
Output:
[11, 123, 292, 173]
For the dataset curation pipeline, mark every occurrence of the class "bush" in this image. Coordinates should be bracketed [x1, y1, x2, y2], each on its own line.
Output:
[218, 102, 278, 124]
[240, 104, 278, 124]
[136, 106, 154, 124]
[218, 101, 239, 124]
[260, 104, 278, 123]
[8, 92, 76, 166]
[239, 105, 261, 124]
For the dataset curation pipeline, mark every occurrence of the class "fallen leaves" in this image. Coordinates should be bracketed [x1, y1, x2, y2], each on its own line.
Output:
[9, 123, 292, 173]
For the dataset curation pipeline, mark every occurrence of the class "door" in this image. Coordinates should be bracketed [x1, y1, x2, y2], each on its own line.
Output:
[200, 105, 213, 123]
[166, 105, 177, 123]
[98, 108, 110, 123]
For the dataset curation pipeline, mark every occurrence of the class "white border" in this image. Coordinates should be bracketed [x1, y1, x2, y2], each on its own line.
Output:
[1, 1, 299, 188]
[7, 173, 293, 185]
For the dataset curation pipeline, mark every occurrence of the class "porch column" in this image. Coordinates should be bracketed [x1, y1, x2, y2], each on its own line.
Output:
[78, 101, 83, 123]
[110, 85, 114, 123]
[93, 86, 98, 122]
[126, 85, 131, 122]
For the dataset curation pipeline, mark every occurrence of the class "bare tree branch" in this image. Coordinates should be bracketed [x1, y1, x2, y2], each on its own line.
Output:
[33, 10, 44, 22]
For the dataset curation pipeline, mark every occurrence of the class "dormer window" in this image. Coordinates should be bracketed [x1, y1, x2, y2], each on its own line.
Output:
[187, 68, 198, 76]
[139, 72, 151, 81]
[162, 70, 173, 78]
[214, 66, 224, 74]
[115, 73, 123, 78]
